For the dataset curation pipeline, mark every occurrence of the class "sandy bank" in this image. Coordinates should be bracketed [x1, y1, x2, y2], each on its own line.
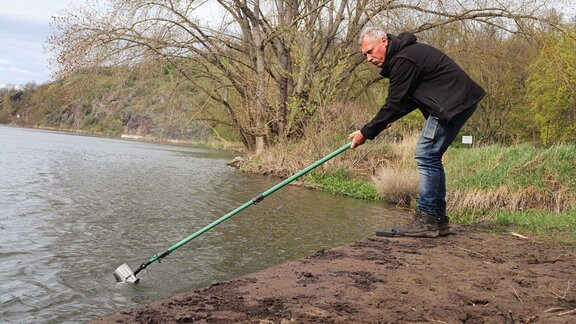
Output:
[94, 225, 575, 323]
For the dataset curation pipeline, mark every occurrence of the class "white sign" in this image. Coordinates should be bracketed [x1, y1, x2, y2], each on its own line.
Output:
[462, 135, 473, 144]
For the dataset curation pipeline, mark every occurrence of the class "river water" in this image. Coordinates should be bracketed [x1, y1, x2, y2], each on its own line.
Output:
[0, 125, 403, 323]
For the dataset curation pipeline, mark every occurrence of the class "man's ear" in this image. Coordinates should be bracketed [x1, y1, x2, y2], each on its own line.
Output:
[381, 37, 388, 46]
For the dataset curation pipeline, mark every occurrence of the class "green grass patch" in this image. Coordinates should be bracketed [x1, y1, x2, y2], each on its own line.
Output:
[306, 169, 381, 200]
[452, 209, 576, 244]
[446, 144, 576, 193]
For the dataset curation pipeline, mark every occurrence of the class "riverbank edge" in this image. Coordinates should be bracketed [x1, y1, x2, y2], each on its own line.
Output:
[92, 224, 576, 323]
[1, 124, 246, 153]
[5, 124, 575, 244]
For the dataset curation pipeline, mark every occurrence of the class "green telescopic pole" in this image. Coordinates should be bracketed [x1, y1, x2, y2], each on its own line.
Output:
[133, 142, 352, 275]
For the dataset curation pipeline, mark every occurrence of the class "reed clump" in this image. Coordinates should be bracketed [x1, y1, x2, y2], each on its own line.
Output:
[371, 167, 419, 205]
[370, 132, 419, 204]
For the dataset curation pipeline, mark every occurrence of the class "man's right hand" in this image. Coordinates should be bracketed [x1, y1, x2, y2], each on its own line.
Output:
[348, 130, 366, 149]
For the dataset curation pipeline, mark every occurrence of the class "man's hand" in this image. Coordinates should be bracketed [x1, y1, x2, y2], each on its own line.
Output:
[348, 130, 366, 149]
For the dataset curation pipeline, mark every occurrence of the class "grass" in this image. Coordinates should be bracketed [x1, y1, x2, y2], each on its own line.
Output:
[452, 209, 576, 244]
[231, 101, 575, 243]
[434, 144, 576, 243]
[446, 145, 576, 192]
[304, 140, 576, 243]
[306, 169, 381, 200]
[444, 144, 576, 212]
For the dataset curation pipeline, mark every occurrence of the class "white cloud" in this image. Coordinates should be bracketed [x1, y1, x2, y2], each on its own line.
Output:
[0, 0, 84, 87]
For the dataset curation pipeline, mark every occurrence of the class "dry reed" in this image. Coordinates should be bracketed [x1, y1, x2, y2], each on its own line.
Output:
[239, 102, 388, 178]
[447, 187, 576, 213]
[371, 167, 419, 204]
[370, 132, 419, 204]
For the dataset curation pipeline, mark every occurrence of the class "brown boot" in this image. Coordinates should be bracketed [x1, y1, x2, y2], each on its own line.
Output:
[376, 211, 439, 238]
[438, 215, 452, 236]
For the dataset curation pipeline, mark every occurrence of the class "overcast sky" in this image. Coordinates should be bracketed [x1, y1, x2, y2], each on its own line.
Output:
[1, 1, 573, 89]
[0, 1, 86, 87]
[0, 0, 226, 89]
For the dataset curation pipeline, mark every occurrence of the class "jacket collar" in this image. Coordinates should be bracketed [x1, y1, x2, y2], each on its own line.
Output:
[379, 32, 418, 77]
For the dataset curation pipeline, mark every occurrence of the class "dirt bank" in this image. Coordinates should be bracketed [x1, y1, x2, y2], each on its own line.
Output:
[95, 225, 575, 323]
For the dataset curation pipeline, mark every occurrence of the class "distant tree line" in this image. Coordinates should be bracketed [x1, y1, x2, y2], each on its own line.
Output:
[1, 0, 574, 149]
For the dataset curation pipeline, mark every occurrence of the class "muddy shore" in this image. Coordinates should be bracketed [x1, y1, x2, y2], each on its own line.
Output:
[94, 225, 575, 323]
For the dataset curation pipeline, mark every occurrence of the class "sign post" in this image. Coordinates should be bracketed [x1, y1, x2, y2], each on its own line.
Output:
[462, 135, 473, 147]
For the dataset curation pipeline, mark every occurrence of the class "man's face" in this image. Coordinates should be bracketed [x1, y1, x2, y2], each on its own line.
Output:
[361, 36, 388, 67]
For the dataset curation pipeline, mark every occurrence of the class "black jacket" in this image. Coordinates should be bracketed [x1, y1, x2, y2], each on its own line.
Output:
[360, 33, 486, 140]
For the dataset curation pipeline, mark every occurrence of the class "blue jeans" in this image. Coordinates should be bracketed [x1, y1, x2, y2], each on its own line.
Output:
[414, 107, 476, 217]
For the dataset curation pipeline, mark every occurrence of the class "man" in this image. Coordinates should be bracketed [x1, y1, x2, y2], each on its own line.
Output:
[349, 27, 485, 238]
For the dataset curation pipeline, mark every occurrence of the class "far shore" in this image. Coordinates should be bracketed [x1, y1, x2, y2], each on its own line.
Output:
[1, 123, 244, 152]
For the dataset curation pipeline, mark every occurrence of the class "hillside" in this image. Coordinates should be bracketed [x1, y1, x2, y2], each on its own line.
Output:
[0, 65, 233, 143]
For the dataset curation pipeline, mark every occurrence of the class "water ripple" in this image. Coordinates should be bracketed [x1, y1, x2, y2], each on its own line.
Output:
[0, 126, 402, 323]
